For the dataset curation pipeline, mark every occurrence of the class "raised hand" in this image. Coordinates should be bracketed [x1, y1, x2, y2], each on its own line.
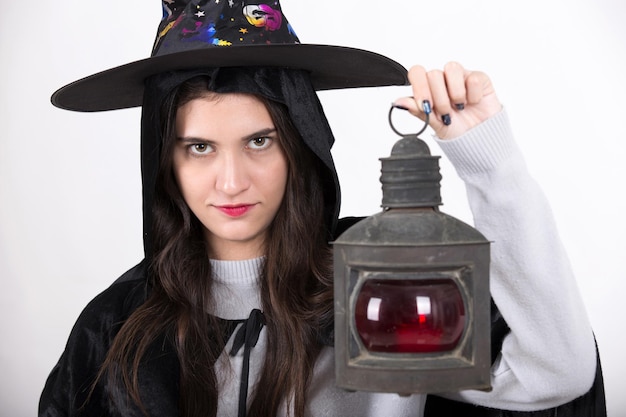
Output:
[394, 62, 503, 140]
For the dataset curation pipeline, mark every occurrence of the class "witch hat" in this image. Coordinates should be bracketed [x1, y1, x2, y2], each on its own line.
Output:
[52, 0, 408, 112]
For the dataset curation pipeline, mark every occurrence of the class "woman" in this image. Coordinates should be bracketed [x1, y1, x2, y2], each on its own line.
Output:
[40, 1, 604, 416]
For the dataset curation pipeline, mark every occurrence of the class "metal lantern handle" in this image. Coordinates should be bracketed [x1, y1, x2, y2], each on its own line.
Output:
[388, 103, 430, 138]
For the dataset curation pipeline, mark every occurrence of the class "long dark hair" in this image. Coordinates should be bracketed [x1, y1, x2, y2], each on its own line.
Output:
[98, 76, 334, 417]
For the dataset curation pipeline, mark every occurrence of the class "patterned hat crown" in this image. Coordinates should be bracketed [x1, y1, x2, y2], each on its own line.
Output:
[153, 0, 300, 55]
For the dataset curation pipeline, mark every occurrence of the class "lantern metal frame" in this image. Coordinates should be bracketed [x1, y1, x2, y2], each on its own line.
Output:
[333, 106, 492, 394]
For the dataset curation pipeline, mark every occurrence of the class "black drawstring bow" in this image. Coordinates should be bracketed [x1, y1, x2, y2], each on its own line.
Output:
[229, 309, 266, 417]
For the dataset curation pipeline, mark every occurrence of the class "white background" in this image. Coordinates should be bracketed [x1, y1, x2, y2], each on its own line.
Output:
[1, 1, 625, 416]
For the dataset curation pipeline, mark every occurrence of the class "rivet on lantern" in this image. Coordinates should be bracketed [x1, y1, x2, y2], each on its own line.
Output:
[333, 105, 492, 395]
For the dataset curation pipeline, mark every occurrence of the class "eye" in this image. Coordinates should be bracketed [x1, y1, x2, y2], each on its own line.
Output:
[248, 137, 272, 150]
[188, 142, 213, 155]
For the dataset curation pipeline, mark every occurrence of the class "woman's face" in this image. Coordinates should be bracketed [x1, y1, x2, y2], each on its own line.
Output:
[173, 92, 288, 260]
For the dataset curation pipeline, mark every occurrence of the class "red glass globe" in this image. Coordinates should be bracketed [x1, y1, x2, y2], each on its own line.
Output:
[355, 279, 466, 353]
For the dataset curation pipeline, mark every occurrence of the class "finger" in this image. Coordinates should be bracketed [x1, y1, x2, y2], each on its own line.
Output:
[465, 70, 491, 105]
[444, 61, 467, 109]
[407, 65, 432, 114]
[427, 69, 453, 126]
[393, 96, 421, 116]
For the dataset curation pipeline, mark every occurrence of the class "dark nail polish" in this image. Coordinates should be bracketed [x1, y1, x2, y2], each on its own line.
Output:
[422, 100, 432, 115]
[455, 103, 465, 111]
[442, 114, 452, 126]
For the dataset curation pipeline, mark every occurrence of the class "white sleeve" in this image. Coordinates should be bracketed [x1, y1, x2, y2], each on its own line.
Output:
[432, 109, 596, 411]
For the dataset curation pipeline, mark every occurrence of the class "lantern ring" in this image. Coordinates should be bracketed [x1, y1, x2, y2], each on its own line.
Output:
[388, 103, 430, 139]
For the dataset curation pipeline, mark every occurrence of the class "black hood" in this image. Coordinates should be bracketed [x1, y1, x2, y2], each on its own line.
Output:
[140, 67, 340, 260]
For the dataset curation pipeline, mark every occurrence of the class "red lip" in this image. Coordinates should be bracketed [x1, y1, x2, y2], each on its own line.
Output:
[215, 204, 255, 217]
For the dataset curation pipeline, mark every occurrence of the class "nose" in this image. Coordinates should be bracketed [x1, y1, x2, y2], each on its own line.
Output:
[214, 151, 251, 196]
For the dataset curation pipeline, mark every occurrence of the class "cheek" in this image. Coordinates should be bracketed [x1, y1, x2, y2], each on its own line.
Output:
[266, 158, 289, 201]
[173, 163, 209, 203]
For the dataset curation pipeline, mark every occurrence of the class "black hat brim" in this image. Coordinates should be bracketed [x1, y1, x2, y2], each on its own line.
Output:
[52, 44, 409, 112]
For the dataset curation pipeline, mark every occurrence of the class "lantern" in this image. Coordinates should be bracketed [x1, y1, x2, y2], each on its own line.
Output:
[333, 107, 492, 394]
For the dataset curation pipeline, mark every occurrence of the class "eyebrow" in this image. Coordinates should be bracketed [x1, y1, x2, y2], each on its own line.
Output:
[177, 127, 278, 143]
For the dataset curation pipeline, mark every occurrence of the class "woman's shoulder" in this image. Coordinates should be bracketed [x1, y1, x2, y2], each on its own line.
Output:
[39, 261, 154, 416]
[72, 260, 150, 341]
